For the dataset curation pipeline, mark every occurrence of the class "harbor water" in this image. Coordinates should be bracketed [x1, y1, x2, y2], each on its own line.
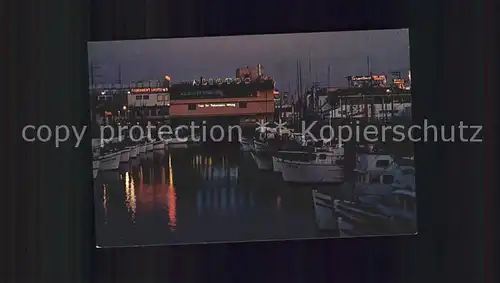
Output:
[94, 144, 321, 247]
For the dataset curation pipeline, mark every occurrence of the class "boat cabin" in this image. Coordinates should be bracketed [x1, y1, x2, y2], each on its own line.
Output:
[355, 153, 396, 177]
[355, 165, 414, 186]
[277, 148, 343, 164]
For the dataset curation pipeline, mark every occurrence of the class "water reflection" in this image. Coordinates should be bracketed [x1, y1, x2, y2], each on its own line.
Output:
[102, 184, 109, 224]
[95, 147, 317, 246]
[124, 172, 137, 223]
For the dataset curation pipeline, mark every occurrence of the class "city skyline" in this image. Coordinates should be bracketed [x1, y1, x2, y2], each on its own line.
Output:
[88, 29, 410, 94]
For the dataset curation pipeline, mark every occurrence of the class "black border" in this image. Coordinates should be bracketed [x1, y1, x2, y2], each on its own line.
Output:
[4, 0, 496, 282]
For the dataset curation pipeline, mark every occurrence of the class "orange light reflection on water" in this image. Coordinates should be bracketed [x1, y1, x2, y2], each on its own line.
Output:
[167, 154, 177, 231]
[124, 172, 137, 223]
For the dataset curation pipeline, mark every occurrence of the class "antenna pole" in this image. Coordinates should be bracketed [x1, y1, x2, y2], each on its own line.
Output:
[118, 64, 122, 84]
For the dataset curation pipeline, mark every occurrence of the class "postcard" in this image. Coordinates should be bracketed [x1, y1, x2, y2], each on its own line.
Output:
[88, 29, 416, 248]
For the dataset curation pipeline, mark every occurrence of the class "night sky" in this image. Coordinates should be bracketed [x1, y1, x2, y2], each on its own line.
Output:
[88, 29, 410, 94]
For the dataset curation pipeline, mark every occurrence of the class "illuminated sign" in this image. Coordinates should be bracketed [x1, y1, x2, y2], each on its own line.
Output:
[350, 75, 387, 81]
[164, 75, 171, 81]
[351, 76, 372, 81]
[104, 111, 113, 116]
[130, 87, 168, 93]
[197, 103, 236, 108]
[371, 75, 386, 81]
[181, 90, 224, 97]
[179, 76, 273, 86]
[393, 79, 405, 84]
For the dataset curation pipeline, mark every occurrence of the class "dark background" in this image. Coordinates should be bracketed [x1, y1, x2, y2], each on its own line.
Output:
[3, 0, 496, 282]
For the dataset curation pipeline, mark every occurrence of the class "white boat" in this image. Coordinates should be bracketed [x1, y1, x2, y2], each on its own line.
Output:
[355, 153, 397, 182]
[312, 165, 417, 235]
[250, 152, 273, 170]
[334, 188, 417, 235]
[280, 147, 345, 183]
[138, 143, 147, 153]
[352, 160, 415, 197]
[153, 140, 165, 150]
[312, 190, 337, 231]
[92, 159, 100, 179]
[333, 163, 417, 235]
[99, 151, 121, 170]
[146, 142, 154, 151]
[119, 148, 131, 163]
[281, 162, 344, 183]
[128, 145, 139, 158]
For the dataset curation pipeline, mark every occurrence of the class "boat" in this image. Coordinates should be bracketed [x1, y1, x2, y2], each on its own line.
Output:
[146, 141, 154, 151]
[354, 153, 398, 182]
[280, 146, 345, 183]
[312, 190, 337, 231]
[334, 188, 417, 235]
[92, 160, 100, 179]
[253, 138, 269, 153]
[153, 139, 165, 150]
[138, 142, 147, 153]
[250, 151, 273, 170]
[119, 147, 131, 163]
[311, 163, 416, 236]
[240, 136, 253, 152]
[333, 163, 417, 235]
[252, 128, 291, 153]
[269, 140, 305, 173]
[128, 145, 139, 158]
[99, 150, 122, 170]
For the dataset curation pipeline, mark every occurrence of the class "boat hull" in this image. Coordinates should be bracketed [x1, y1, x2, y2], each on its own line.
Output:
[153, 141, 165, 150]
[312, 190, 337, 231]
[128, 146, 139, 158]
[333, 200, 393, 234]
[281, 162, 344, 183]
[120, 149, 131, 162]
[272, 156, 283, 173]
[99, 152, 121, 171]
[138, 144, 147, 153]
[251, 152, 273, 171]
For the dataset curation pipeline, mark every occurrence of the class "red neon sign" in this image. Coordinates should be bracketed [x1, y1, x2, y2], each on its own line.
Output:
[130, 88, 168, 93]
